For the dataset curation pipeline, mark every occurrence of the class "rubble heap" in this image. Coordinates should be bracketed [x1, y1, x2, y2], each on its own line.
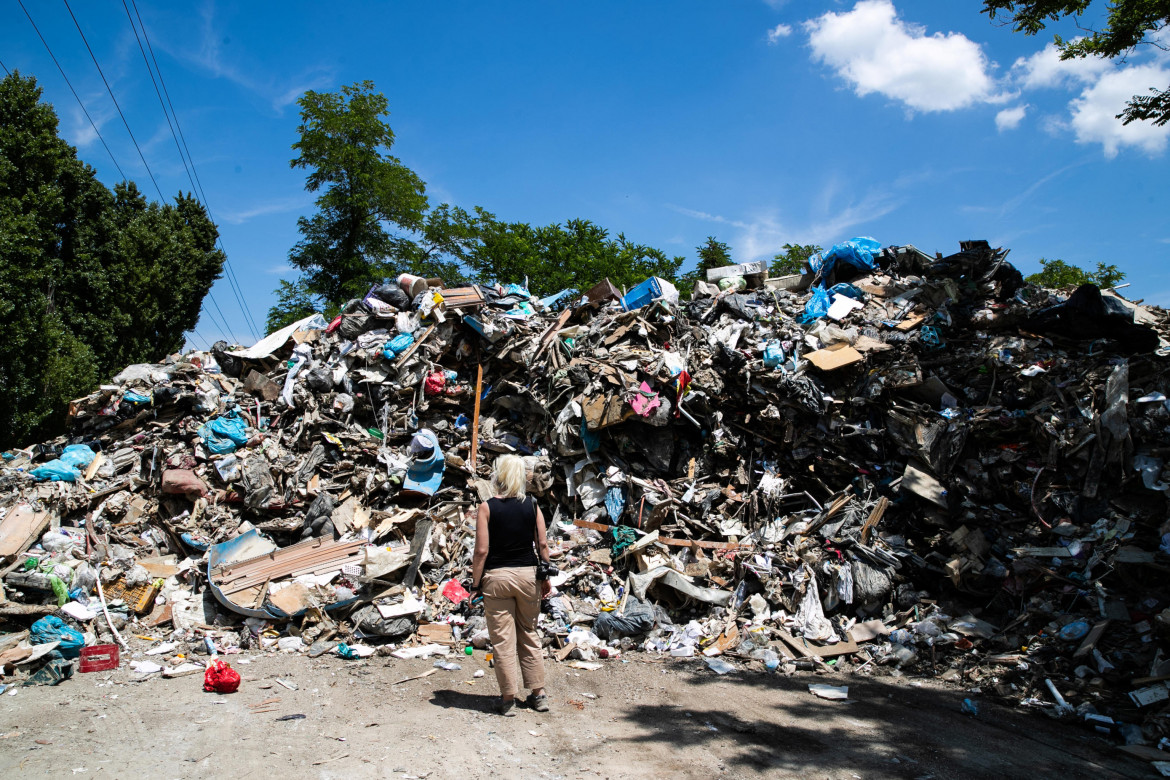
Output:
[3, 238, 1170, 749]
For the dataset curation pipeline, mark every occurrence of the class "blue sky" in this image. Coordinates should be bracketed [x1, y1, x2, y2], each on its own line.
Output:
[3, 1, 1168, 347]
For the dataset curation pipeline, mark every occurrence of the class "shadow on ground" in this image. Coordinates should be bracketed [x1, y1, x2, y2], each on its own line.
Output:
[610, 663, 1149, 779]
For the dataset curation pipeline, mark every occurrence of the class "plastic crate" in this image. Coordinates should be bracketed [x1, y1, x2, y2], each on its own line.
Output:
[78, 644, 119, 673]
[621, 277, 678, 311]
[102, 578, 162, 615]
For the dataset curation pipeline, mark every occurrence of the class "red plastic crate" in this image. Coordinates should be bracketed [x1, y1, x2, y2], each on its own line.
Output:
[78, 644, 119, 672]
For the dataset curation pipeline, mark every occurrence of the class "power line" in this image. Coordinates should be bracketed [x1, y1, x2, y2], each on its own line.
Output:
[120, 0, 197, 197]
[1, 58, 10, 76]
[185, 329, 210, 351]
[206, 291, 242, 344]
[18, 0, 241, 346]
[61, 0, 166, 201]
[127, 0, 263, 341]
[15, 0, 127, 180]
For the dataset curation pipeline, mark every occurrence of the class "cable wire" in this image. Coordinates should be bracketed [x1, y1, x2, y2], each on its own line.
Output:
[1, 58, 10, 76]
[16, 0, 126, 180]
[20, 0, 240, 346]
[127, 0, 264, 341]
[62, 0, 165, 201]
[120, 0, 197, 197]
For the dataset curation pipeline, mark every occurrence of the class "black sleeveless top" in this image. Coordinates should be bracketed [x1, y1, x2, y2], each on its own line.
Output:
[484, 496, 539, 570]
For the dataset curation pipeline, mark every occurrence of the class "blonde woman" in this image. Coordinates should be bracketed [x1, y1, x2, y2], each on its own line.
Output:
[470, 455, 552, 715]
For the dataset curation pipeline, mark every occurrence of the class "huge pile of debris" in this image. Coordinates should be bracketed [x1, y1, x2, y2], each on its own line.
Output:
[3, 239, 1169, 748]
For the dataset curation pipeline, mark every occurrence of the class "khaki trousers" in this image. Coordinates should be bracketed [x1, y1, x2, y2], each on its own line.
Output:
[483, 566, 545, 697]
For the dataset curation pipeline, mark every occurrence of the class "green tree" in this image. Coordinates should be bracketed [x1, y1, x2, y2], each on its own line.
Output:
[270, 81, 490, 330]
[468, 217, 682, 298]
[678, 236, 733, 294]
[1025, 258, 1126, 288]
[0, 71, 223, 448]
[983, 1, 1170, 125]
[771, 243, 821, 276]
[283, 81, 427, 313]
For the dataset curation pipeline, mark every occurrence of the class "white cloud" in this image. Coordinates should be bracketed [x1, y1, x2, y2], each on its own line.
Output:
[1012, 42, 1112, 90]
[219, 196, 312, 224]
[1068, 63, 1170, 157]
[1008, 40, 1170, 157]
[767, 24, 792, 45]
[805, 0, 997, 112]
[668, 181, 901, 262]
[995, 105, 1027, 131]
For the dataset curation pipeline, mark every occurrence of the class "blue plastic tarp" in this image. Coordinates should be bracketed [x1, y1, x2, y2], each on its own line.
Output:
[809, 237, 881, 286]
[198, 410, 249, 455]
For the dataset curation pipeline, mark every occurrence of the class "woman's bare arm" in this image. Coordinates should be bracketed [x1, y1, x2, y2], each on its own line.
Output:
[471, 502, 490, 588]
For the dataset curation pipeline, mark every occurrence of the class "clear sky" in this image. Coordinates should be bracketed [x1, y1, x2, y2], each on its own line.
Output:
[3, 1, 1168, 348]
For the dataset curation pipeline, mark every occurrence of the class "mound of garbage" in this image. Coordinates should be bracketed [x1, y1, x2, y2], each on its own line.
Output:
[3, 238, 1170, 751]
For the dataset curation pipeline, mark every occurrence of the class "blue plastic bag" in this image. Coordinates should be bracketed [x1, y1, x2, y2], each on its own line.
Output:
[29, 615, 85, 659]
[383, 333, 414, 360]
[763, 341, 785, 368]
[198, 411, 250, 455]
[59, 444, 96, 470]
[800, 286, 832, 324]
[30, 460, 80, 482]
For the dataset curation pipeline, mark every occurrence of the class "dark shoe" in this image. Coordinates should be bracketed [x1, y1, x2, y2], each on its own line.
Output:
[497, 697, 516, 716]
[528, 692, 549, 712]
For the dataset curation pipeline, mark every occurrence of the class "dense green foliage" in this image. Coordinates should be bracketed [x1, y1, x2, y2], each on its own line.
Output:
[983, 1, 1170, 125]
[0, 72, 224, 448]
[771, 243, 821, 276]
[678, 237, 733, 294]
[469, 217, 683, 297]
[1025, 257, 1126, 288]
[269, 81, 682, 328]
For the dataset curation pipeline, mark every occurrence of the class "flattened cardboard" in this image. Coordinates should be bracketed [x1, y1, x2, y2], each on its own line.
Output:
[805, 345, 863, 371]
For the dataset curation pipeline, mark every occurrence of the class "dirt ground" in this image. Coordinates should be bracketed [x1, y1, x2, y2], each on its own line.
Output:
[0, 649, 1153, 779]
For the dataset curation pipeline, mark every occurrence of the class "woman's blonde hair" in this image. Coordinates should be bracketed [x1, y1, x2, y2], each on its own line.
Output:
[491, 455, 527, 499]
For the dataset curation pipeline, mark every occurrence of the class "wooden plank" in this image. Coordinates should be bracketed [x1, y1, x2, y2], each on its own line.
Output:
[1073, 619, 1110, 659]
[775, 628, 859, 658]
[569, 519, 749, 550]
[401, 518, 434, 589]
[84, 453, 105, 481]
[531, 308, 573, 364]
[0, 504, 53, 559]
[861, 497, 888, 545]
[469, 362, 483, 471]
[394, 323, 436, 366]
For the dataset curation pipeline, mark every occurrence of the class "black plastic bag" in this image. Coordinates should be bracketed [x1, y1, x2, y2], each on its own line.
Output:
[373, 283, 409, 310]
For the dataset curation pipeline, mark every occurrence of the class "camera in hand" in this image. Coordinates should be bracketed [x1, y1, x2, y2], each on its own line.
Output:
[536, 560, 559, 581]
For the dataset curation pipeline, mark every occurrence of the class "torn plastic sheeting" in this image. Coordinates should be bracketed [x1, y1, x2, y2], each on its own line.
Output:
[630, 566, 732, 606]
[281, 343, 313, 407]
[809, 237, 880, 286]
[228, 313, 327, 360]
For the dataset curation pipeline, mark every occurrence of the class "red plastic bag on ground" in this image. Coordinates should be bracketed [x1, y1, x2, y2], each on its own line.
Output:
[442, 578, 470, 604]
[203, 659, 241, 693]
